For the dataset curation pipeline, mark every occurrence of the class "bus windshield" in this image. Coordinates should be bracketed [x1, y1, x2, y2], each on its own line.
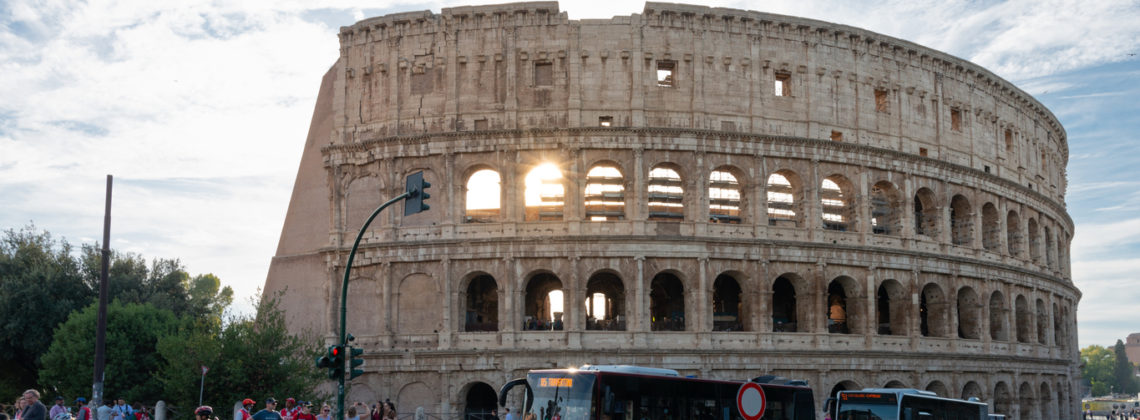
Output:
[837, 392, 898, 420]
[527, 372, 596, 420]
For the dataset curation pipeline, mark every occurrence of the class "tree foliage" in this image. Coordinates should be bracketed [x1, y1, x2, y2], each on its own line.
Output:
[1113, 339, 1139, 394]
[157, 293, 326, 419]
[0, 225, 91, 398]
[39, 301, 181, 403]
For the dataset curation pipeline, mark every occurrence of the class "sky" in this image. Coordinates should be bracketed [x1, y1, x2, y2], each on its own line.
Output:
[1, 0, 1138, 349]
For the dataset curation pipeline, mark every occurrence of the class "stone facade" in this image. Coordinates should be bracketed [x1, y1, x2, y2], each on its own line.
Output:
[263, 2, 1080, 419]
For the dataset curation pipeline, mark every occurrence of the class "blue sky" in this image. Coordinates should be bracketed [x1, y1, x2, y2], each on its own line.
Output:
[1, 0, 1137, 348]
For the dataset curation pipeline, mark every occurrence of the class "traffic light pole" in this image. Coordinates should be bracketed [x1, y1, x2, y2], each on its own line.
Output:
[333, 171, 430, 420]
[336, 191, 407, 420]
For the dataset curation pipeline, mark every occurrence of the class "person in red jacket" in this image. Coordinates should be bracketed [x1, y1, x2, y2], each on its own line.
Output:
[239, 399, 255, 420]
[292, 403, 315, 420]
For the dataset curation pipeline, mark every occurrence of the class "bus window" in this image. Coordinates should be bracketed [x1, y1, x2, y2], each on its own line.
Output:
[527, 372, 596, 420]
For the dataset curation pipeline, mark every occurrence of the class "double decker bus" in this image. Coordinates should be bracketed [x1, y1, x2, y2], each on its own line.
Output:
[498, 365, 815, 420]
[826, 389, 989, 420]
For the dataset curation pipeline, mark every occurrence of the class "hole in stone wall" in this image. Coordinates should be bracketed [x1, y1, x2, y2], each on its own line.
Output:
[463, 275, 499, 331]
[599, 116, 613, 127]
[656, 60, 675, 87]
[1005, 129, 1013, 151]
[650, 273, 685, 331]
[870, 181, 901, 235]
[919, 147, 928, 157]
[950, 195, 973, 246]
[772, 276, 798, 332]
[830, 130, 843, 142]
[951, 108, 963, 131]
[774, 71, 791, 96]
[712, 275, 744, 331]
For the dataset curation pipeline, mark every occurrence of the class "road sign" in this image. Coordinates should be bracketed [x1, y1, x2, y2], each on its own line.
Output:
[201, 365, 209, 375]
[736, 382, 767, 420]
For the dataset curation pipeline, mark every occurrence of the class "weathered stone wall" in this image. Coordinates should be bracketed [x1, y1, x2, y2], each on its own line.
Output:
[264, 2, 1080, 419]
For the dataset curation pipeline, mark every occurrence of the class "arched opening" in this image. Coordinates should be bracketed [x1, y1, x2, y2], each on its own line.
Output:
[1039, 382, 1055, 420]
[650, 272, 685, 331]
[989, 291, 1009, 341]
[462, 274, 499, 332]
[1036, 298, 1048, 345]
[826, 278, 858, 334]
[709, 167, 742, 224]
[961, 381, 983, 400]
[982, 202, 1000, 251]
[712, 274, 745, 331]
[465, 169, 501, 223]
[914, 188, 940, 238]
[1007, 211, 1022, 256]
[1053, 302, 1063, 349]
[821, 175, 856, 231]
[1056, 381, 1066, 420]
[993, 382, 1012, 416]
[585, 272, 626, 331]
[1028, 217, 1041, 263]
[771, 275, 799, 332]
[524, 163, 564, 222]
[876, 280, 907, 335]
[925, 380, 949, 398]
[523, 273, 564, 330]
[1019, 382, 1037, 420]
[766, 171, 802, 227]
[584, 164, 625, 221]
[920, 283, 948, 337]
[1044, 226, 1055, 269]
[1015, 295, 1031, 343]
[828, 380, 861, 400]
[647, 165, 684, 221]
[870, 181, 902, 235]
[957, 286, 981, 339]
[884, 380, 908, 389]
[950, 194, 973, 246]
[463, 382, 498, 420]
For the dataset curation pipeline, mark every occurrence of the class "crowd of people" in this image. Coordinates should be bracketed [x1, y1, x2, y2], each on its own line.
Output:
[232, 397, 399, 420]
[4, 390, 151, 420]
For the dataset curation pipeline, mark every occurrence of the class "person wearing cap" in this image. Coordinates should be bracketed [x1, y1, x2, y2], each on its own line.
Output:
[74, 398, 91, 420]
[194, 406, 215, 420]
[278, 398, 297, 420]
[251, 399, 282, 420]
[49, 396, 68, 420]
[239, 399, 255, 420]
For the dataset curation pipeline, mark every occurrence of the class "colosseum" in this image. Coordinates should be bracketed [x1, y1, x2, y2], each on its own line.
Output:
[262, 2, 1081, 419]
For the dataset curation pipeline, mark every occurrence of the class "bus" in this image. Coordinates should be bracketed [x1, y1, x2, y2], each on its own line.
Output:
[498, 364, 815, 420]
[826, 389, 989, 420]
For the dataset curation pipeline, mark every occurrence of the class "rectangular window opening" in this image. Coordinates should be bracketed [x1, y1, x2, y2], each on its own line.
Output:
[1005, 129, 1013, 151]
[534, 61, 553, 86]
[919, 147, 929, 157]
[984, 165, 991, 173]
[830, 130, 843, 142]
[474, 119, 489, 130]
[656, 60, 675, 87]
[874, 88, 889, 113]
[774, 72, 791, 96]
[951, 108, 962, 132]
[599, 116, 613, 127]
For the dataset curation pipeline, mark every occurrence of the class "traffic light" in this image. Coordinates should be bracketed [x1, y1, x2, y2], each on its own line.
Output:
[404, 171, 431, 216]
[327, 345, 345, 379]
[349, 346, 365, 379]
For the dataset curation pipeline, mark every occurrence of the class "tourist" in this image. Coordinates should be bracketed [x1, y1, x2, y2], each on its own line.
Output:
[503, 408, 514, 420]
[345, 406, 358, 420]
[49, 396, 68, 420]
[95, 400, 112, 420]
[21, 390, 48, 420]
[14, 395, 27, 420]
[292, 403, 314, 420]
[381, 403, 395, 420]
[239, 399, 255, 420]
[251, 399, 282, 420]
[111, 399, 131, 420]
[74, 398, 91, 420]
[194, 406, 215, 420]
[279, 399, 297, 420]
[314, 405, 330, 420]
[132, 404, 148, 420]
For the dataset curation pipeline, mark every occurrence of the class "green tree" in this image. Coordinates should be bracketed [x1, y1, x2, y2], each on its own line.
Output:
[0, 225, 91, 398]
[157, 292, 325, 419]
[1082, 345, 1116, 396]
[39, 301, 180, 403]
[1113, 339, 1139, 394]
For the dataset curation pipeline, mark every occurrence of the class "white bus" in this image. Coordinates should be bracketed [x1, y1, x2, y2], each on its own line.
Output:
[826, 389, 989, 420]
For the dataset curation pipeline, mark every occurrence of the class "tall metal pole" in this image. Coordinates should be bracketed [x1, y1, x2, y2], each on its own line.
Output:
[336, 192, 408, 420]
[93, 175, 112, 406]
